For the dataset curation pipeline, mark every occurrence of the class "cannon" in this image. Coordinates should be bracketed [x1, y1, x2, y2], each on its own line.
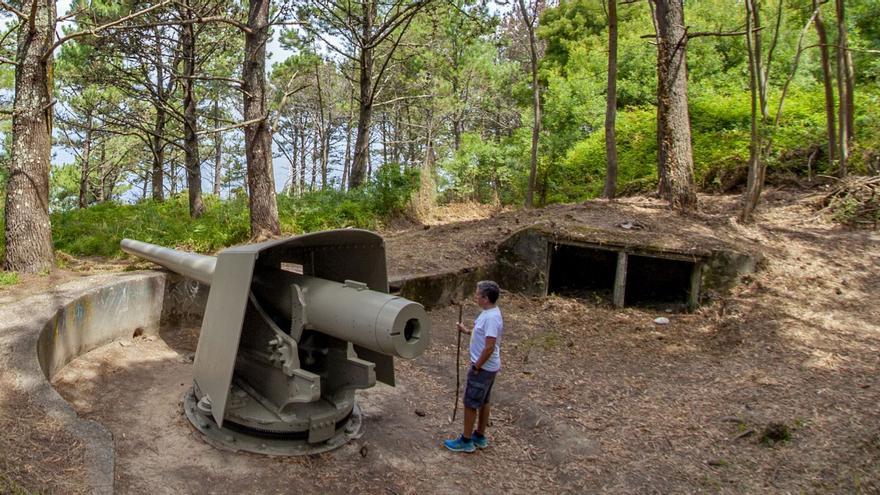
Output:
[121, 230, 430, 455]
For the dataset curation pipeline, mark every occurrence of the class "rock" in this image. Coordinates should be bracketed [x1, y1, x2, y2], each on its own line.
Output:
[414, 409, 426, 417]
[654, 317, 670, 325]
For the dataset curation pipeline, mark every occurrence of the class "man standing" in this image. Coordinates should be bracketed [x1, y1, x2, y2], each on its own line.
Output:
[444, 280, 503, 453]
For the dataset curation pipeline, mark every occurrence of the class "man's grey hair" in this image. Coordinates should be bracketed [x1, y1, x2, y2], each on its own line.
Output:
[476, 280, 500, 304]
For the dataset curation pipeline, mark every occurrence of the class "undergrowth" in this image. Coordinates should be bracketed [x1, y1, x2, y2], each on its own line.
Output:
[47, 165, 418, 257]
[0, 272, 20, 286]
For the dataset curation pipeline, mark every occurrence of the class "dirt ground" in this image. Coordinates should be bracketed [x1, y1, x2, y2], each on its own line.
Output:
[5, 189, 880, 493]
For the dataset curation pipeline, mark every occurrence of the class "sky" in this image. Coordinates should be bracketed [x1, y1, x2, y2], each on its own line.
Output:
[53, 0, 298, 200]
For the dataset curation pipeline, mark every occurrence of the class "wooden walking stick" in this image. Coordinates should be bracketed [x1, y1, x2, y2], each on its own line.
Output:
[451, 302, 464, 423]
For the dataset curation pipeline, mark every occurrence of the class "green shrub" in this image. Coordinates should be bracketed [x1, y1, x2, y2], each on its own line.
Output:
[0, 271, 19, 286]
[52, 194, 251, 256]
[45, 163, 419, 258]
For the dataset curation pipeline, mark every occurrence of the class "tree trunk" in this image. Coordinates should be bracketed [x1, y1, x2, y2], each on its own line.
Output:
[844, 47, 854, 146]
[451, 73, 462, 152]
[151, 108, 166, 200]
[299, 116, 306, 192]
[603, 0, 619, 199]
[655, 0, 697, 211]
[78, 113, 93, 208]
[314, 63, 328, 189]
[414, 104, 436, 217]
[4, 0, 56, 272]
[740, 0, 763, 222]
[97, 141, 108, 202]
[151, 30, 166, 201]
[349, 0, 376, 189]
[834, 0, 848, 177]
[648, 0, 667, 196]
[170, 158, 178, 194]
[323, 109, 331, 187]
[343, 84, 354, 190]
[243, 0, 280, 238]
[751, 1, 768, 120]
[310, 126, 318, 190]
[813, 2, 836, 167]
[518, 0, 541, 208]
[180, 3, 204, 218]
[381, 111, 388, 166]
[213, 97, 222, 196]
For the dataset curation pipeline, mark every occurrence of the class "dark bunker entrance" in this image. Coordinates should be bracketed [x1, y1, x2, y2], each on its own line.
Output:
[624, 254, 696, 309]
[547, 243, 699, 310]
[548, 244, 617, 302]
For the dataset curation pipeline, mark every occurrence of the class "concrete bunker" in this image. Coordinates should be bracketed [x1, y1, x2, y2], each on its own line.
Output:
[546, 242, 700, 309]
[498, 226, 757, 311]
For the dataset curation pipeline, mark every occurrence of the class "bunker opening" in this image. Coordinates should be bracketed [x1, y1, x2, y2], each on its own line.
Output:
[548, 244, 618, 301]
[624, 254, 696, 309]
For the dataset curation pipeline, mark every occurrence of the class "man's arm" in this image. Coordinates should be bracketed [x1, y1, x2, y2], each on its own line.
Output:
[473, 336, 496, 371]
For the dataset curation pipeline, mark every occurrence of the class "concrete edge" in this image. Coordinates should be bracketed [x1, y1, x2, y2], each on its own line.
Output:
[0, 272, 169, 495]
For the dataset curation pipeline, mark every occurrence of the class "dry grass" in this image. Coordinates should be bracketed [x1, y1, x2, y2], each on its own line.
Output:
[0, 373, 89, 494]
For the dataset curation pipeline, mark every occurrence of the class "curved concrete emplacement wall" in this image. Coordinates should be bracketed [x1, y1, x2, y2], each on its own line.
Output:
[0, 272, 208, 495]
[37, 275, 165, 379]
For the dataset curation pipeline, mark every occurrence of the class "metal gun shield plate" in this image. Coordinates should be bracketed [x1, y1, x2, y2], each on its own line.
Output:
[191, 229, 396, 428]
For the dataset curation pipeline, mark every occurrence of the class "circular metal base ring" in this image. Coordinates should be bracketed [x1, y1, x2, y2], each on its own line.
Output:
[182, 387, 363, 456]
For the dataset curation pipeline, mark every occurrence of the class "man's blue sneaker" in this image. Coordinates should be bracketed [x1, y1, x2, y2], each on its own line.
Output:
[443, 435, 476, 453]
[472, 432, 488, 449]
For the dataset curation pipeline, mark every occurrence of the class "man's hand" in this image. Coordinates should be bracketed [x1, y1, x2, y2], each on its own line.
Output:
[456, 323, 470, 334]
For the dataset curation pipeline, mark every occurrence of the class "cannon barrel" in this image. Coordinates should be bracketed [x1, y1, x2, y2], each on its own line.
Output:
[121, 238, 427, 359]
[121, 238, 216, 285]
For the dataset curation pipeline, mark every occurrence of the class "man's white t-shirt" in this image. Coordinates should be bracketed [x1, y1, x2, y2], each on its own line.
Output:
[469, 306, 503, 372]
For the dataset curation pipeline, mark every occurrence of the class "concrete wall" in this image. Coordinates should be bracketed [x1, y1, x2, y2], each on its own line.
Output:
[0, 271, 209, 495]
[496, 227, 759, 305]
[393, 265, 498, 310]
[37, 275, 165, 379]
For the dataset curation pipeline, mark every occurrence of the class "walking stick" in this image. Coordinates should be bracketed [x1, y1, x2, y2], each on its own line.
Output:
[451, 302, 463, 423]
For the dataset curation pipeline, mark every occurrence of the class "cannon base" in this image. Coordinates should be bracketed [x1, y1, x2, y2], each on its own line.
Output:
[182, 387, 364, 456]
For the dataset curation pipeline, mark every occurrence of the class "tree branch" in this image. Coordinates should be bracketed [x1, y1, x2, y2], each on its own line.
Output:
[57, 6, 90, 23]
[0, 0, 27, 20]
[373, 94, 431, 108]
[197, 115, 267, 136]
[47, 0, 175, 57]
[27, 0, 38, 33]
[640, 26, 764, 40]
[369, 12, 415, 106]
[773, 3, 821, 128]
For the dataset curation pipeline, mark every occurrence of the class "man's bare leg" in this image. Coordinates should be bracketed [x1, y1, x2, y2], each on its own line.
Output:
[476, 403, 491, 436]
[463, 405, 477, 438]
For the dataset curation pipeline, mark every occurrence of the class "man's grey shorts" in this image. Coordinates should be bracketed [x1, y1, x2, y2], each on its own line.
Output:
[464, 367, 497, 409]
